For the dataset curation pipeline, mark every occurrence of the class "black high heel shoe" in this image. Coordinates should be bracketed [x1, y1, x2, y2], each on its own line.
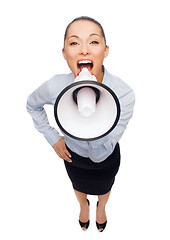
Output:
[96, 201, 107, 232]
[79, 199, 90, 231]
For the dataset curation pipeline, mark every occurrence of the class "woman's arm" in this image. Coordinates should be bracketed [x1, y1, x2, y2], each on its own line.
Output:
[109, 89, 135, 145]
[88, 89, 135, 162]
[26, 81, 62, 145]
[26, 80, 72, 162]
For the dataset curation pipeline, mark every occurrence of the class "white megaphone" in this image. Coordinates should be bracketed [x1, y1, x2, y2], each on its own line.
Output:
[54, 68, 120, 141]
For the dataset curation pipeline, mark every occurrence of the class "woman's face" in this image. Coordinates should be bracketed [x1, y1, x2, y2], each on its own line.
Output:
[62, 20, 109, 82]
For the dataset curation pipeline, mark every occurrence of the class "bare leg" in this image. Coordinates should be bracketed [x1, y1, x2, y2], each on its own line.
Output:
[74, 189, 89, 230]
[96, 190, 111, 231]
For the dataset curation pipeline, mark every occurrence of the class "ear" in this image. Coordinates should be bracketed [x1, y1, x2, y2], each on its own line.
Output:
[104, 45, 109, 58]
[62, 48, 67, 60]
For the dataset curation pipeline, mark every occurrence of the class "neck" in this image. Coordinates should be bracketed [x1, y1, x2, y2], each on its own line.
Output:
[97, 66, 104, 83]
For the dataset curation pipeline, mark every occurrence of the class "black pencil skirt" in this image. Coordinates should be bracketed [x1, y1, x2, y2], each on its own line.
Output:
[64, 143, 121, 195]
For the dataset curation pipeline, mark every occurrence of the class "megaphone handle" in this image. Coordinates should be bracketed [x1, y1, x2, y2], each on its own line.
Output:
[72, 86, 100, 104]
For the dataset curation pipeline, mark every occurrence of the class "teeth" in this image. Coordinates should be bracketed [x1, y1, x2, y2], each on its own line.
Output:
[78, 60, 92, 64]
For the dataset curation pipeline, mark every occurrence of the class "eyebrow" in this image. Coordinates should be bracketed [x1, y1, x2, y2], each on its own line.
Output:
[68, 35, 79, 40]
[90, 33, 101, 38]
[67, 33, 101, 40]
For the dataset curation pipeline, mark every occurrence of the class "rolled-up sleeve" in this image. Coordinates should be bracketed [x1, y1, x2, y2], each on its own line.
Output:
[26, 81, 62, 146]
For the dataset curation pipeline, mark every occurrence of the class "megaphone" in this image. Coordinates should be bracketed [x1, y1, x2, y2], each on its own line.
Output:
[54, 68, 120, 141]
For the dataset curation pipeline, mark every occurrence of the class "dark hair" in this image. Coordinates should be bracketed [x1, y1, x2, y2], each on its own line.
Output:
[63, 16, 106, 48]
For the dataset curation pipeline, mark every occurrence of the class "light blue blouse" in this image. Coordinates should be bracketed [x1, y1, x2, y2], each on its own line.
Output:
[26, 68, 135, 163]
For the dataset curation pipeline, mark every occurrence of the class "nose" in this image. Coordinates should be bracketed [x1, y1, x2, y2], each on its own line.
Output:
[80, 42, 90, 55]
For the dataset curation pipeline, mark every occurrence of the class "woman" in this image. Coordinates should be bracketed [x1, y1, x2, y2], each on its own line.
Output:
[27, 16, 135, 232]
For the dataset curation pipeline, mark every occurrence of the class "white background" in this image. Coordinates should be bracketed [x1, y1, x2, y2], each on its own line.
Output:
[0, 0, 170, 239]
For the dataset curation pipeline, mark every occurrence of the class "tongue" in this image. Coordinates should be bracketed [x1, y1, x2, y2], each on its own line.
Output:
[80, 64, 92, 72]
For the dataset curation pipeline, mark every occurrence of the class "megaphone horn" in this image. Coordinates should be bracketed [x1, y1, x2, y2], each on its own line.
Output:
[54, 69, 120, 141]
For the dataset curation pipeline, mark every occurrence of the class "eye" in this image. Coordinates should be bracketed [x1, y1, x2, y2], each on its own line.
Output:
[91, 41, 99, 44]
[70, 41, 78, 46]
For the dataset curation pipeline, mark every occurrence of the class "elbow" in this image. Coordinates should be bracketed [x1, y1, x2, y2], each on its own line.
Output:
[26, 95, 33, 113]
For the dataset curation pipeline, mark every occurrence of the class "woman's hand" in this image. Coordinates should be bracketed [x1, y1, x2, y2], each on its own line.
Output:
[52, 137, 72, 162]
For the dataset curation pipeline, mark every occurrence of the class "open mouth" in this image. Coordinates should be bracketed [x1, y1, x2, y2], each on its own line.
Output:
[77, 60, 93, 72]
